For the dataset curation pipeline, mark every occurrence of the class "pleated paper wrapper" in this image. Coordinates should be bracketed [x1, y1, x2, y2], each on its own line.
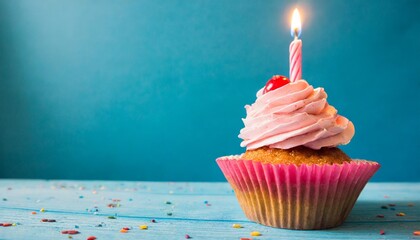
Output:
[216, 156, 380, 229]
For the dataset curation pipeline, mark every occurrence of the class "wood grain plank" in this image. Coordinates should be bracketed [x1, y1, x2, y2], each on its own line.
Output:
[0, 180, 419, 239]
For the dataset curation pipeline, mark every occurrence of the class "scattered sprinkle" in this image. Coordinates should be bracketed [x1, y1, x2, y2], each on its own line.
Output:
[1, 223, 13, 227]
[61, 230, 80, 235]
[139, 225, 148, 230]
[120, 228, 129, 233]
[12, 223, 17, 226]
[40, 208, 46, 212]
[381, 205, 388, 209]
[206, 203, 211, 206]
[240, 238, 253, 240]
[75, 225, 79, 228]
[79, 196, 84, 199]
[150, 219, 156, 223]
[2, 198, 7, 201]
[232, 224, 242, 228]
[250, 231, 261, 236]
[413, 231, 420, 236]
[107, 216, 116, 219]
[380, 230, 385, 235]
[204, 200, 208, 204]
[41, 219, 56, 222]
[388, 203, 396, 207]
[107, 203, 118, 208]
[31, 211, 37, 215]
[129, 198, 133, 201]
[165, 201, 172, 204]
[390, 207, 396, 211]
[396, 212, 405, 216]
[167, 212, 173, 216]
[86, 236, 97, 240]
[408, 203, 415, 207]
[376, 214, 385, 218]
[185, 234, 191, 239]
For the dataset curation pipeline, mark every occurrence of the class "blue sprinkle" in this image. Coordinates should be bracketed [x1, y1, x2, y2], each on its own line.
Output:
[204, 200, 208, 204]
[75, 225, 79, 228]
[79, 196, 84, 199]
[390, 207, 396, 210]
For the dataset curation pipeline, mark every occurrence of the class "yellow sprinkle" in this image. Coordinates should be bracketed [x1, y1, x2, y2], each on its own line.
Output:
[232, 224, 242, 228]
[40, 208, 45, 212]
[12, 223, 16, 226]
[396, 212, 406, 216]
[139, 225, 148, 230]
[250, 231, 261, 236]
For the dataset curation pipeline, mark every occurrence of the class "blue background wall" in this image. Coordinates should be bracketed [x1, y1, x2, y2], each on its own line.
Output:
[0, 0, 419, 181]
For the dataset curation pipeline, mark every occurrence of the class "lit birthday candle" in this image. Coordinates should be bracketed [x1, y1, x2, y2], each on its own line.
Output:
[289, 8, 302, 82]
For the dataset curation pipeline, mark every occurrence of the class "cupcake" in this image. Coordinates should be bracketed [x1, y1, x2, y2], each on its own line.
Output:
[216, 75, 380, 230]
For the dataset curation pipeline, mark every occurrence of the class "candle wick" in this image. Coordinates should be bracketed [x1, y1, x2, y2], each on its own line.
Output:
[294, 28, 299, 40]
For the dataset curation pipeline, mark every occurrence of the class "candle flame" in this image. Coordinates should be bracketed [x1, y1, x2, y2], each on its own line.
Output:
[291, 8, 302, 38]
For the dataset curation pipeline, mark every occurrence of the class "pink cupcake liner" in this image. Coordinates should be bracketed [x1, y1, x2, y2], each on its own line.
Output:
[216, 156, 380, 230]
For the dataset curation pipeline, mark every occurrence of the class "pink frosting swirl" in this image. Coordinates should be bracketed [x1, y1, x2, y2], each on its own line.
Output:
[239, 80, 355, 150]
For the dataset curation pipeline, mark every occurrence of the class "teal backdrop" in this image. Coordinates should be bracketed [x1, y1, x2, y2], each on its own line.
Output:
[0, 0, 419, 181]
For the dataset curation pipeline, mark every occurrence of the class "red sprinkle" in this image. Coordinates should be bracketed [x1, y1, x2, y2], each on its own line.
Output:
[61, 230, 79, 235]
[87, 236, 97, 240]
[380, 230, 385, 235]
[388, 203, 396, 207]
[185, 234, 191, 239]
[413, 231, 420, 236]
[240, 238, 253, 240]
[122, 227, 130, 230]
[376, 214, 385, 218]
[151, 219, 156, 223]
[2, 223, 12, 227]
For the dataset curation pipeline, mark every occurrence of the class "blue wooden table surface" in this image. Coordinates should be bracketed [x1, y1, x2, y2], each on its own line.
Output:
[0, 180, 419, 240]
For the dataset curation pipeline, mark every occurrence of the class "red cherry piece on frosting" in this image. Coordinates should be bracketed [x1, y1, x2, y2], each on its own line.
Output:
[263, 75, 290, 94]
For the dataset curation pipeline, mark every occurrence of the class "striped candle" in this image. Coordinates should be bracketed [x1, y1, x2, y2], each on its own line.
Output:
[289, 8, 302, 82]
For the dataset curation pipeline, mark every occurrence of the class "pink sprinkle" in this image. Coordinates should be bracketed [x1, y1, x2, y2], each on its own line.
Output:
[87, 236, 97, 240]
[151, 219, 156, 223]
[185, 234, 191, 239]
[380, 230, 385, 235]
[388, 203, 396, 207]
[376, 214, 385, 218]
